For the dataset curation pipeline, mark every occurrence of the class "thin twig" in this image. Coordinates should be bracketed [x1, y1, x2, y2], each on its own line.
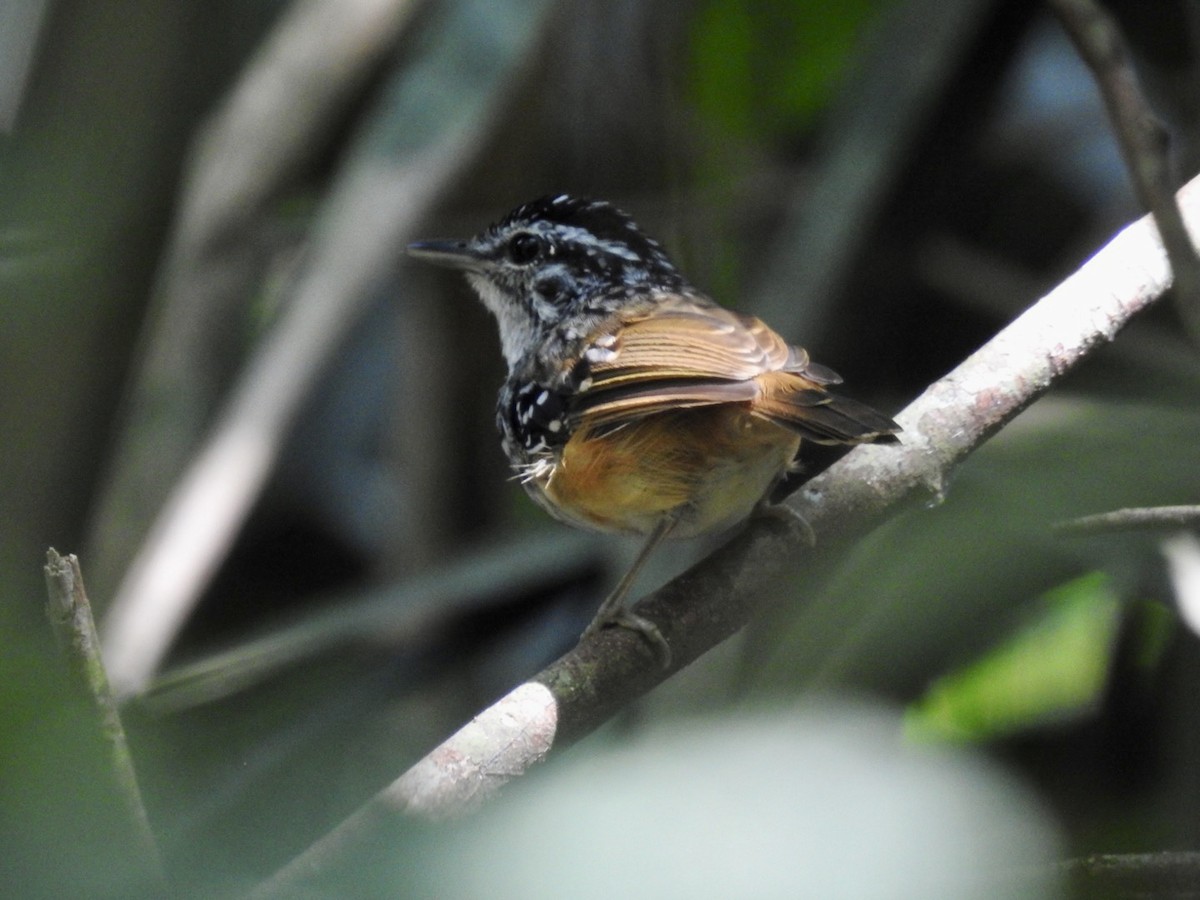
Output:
[251, 169, 1200, 898]
[1055, 505, 1200, 534]
[1061, 851, 1200, 893]
[42, 549, 167, 891]
[1049, 0, 1200, 343]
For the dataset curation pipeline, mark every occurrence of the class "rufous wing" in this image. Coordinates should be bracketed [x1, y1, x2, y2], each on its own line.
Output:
[572, 295, 899, 445]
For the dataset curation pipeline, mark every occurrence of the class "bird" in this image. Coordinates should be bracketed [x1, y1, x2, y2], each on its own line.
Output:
[408, 195, 899, 666]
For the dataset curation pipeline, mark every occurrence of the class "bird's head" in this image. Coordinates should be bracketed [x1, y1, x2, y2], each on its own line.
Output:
[408, 195, 687, 366]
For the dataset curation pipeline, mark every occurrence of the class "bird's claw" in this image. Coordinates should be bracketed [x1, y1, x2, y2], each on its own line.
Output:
[582, 607, 672, 670]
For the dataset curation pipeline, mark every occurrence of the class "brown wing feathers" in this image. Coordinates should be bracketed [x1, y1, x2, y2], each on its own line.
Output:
[573, 300, 899, 445]
[570, 379, 760, 430]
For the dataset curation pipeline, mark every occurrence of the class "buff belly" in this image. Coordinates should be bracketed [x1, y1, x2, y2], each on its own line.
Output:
[527, 407, 801, 539]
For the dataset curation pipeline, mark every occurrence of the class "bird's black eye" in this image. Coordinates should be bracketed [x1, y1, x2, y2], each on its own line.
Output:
[507, 232, 542, 264]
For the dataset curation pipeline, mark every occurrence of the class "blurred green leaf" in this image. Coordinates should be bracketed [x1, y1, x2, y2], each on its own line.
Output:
[904, 572, 1121, 743]
[691, 0, 880, 139]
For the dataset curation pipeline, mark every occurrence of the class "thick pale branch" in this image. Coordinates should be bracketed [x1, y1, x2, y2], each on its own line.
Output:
[254, 173, 1200, 897]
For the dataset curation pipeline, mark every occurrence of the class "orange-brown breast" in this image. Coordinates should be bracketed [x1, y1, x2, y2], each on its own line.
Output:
[538, 404, 800, 539]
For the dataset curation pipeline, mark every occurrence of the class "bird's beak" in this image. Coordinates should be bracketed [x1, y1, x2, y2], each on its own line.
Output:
[406, 239, 487, 271]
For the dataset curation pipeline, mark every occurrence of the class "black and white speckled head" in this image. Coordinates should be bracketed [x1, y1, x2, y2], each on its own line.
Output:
[408, 195, 688, 367]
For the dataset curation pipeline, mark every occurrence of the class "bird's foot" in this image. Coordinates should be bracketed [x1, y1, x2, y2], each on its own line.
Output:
[581, 605, 671, 670]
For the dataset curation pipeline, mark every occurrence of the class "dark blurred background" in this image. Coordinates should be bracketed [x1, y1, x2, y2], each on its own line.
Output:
[4, 0, 1200, 896]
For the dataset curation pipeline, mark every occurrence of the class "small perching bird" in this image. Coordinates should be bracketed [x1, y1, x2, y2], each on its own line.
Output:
[409, 195, 899, 665]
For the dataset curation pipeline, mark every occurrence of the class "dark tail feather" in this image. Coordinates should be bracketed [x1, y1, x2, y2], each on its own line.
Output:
[756, 389, 901, 446]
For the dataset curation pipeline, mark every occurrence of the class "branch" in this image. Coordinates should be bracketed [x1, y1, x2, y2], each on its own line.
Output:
[1056, 505, 1200, 534]
[1049, 0, 1200, 343]
[42, 550, 167, 892]
[1062, 851, 1200, 894]
[252, 170, 1200, 899]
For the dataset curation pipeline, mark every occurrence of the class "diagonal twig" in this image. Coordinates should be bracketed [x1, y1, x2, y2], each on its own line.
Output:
[1055, 505, 1200, 534]
[1049, 0, 1200, 343]
[43, 549, 167, 892]
[1061, 851, 1200, 894]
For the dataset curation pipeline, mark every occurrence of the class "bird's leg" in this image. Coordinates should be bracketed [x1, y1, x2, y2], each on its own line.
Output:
[581, 513, 678, 667]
